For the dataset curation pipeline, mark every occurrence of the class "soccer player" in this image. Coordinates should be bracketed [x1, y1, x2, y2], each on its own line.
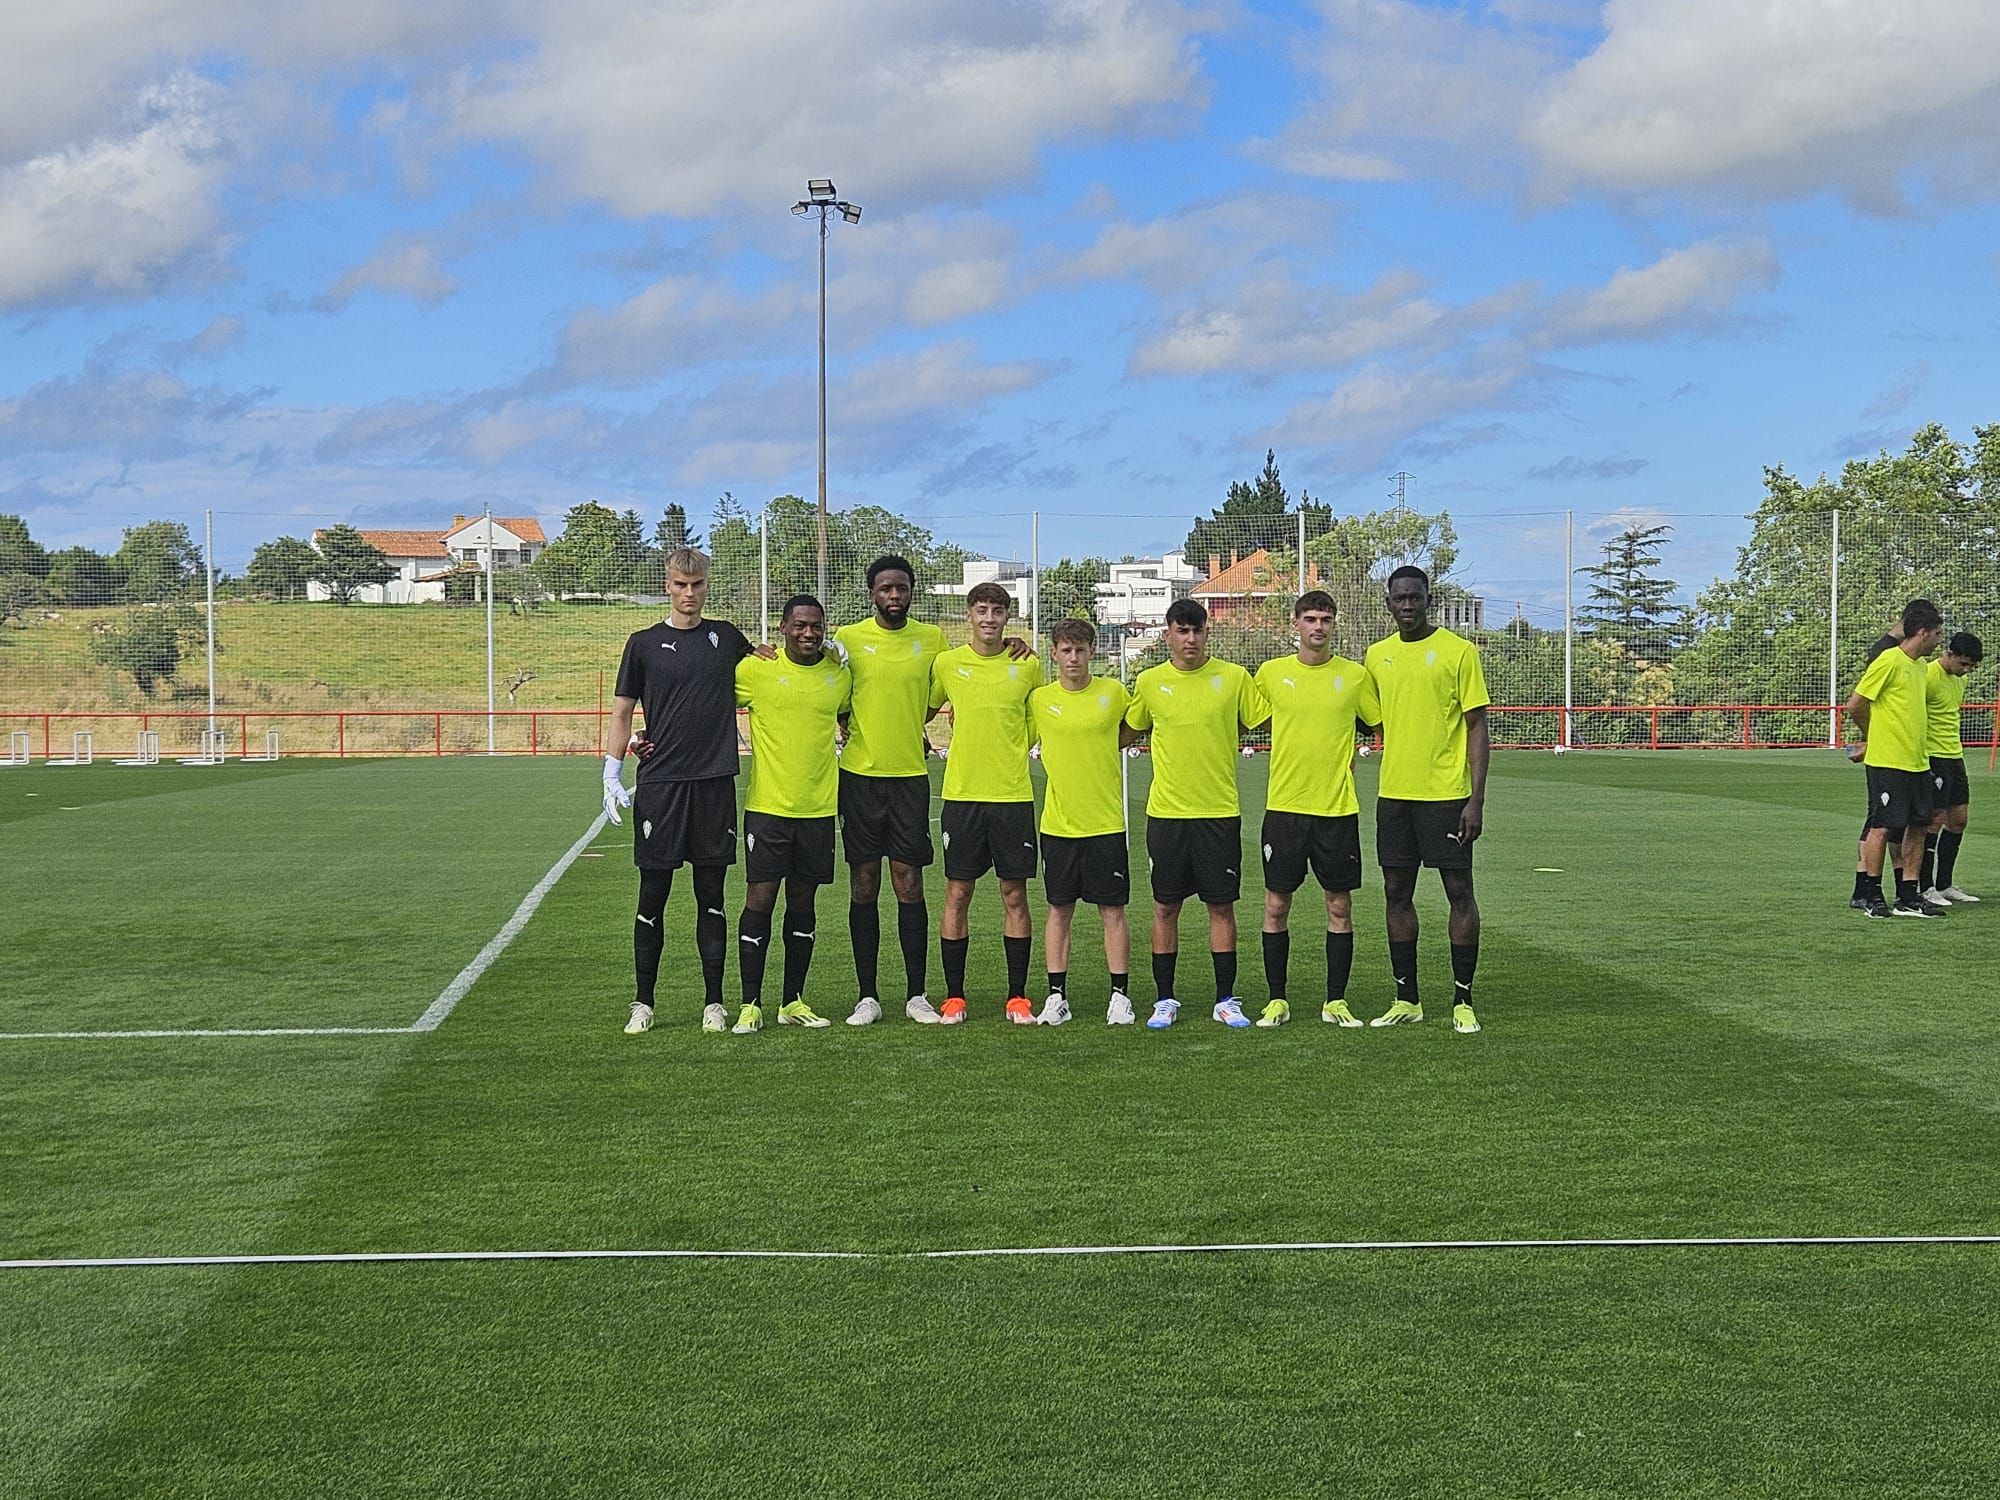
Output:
[602, 548, 754, 1035]
[1920, 630, 1983, 906]
[1846, 598, 1945, 918]
[1849, 615, 1907, 908]
[1124, 597, 1270, 1030]
[1364, 566, 1490, 1034]
[729, 594, 852, 1033]
[833, 556, 947, 1025]
[1030, 618, 1137, 1025]
[929, 581, 1040, 1024]
[1252, 590, 1381, 1029]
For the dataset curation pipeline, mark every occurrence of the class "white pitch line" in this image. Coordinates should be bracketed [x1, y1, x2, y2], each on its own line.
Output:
[6, 1234, 1999, 1272]
[0, 1027, 413, 1041]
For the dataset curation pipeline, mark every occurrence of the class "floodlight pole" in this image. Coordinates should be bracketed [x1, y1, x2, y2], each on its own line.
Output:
[793, 181, 862, 603]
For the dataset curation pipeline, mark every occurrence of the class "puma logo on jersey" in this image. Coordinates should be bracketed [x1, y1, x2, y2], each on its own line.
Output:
[1045, 703, 1063, 716]
[863, 644, 879, 655]
[957, 667, 973, 679]
[660, 642, 677, 652]
[1158, 685, 1174, 696]
[1281, 677, 1296, 689]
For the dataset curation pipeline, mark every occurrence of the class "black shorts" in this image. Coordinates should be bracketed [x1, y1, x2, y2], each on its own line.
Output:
[941, 800, 1037, 881]
[634, 775, 737, 870]
[1932, 756, 1970, 811]
[1377, 796, 1472, 871]
[744, 811, 836, 886]
[840, 771, 933, 868]
[1043, 832, 1130, 907]
[1147, 816, 1242, 905]
[1261, 811, 1363, 894]
[1866, 765, 1934, 831]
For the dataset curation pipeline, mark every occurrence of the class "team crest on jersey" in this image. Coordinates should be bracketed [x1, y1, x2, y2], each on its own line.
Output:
[1210, 674, 1222, 690]
[709, 630, 720, 648]
[1425, 649, 1437, 665]
[1096, 694, 1108, 708]
[1334, 675, 1344, 689]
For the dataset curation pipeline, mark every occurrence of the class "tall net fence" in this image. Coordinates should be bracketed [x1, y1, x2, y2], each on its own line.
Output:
[1, 503, 1995, 758]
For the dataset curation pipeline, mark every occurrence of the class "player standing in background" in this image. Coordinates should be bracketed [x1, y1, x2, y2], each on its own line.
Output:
[929, 582, 1040, 1024]
[1850, 615, 1907, 908]
[1364, 566, 1490, 1034]
[603, 548, 754, 1035]
[1030, 618, 1137, 1025]
[1846, 598, 1945, 918]
[729, 595, 852, 1033]
[1920, 631, 1984, 906]
[1124, 598, 1270, 1030]
[1252, 591, 1381, 1029]
[834, 556, 947, 1025]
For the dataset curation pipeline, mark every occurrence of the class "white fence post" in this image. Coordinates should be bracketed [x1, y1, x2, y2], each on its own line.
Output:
[1828, 509, 1841, 745]
[484, 502, 495, 754]
[759, 502, 770, 643]
[204, 508, 217, 740]
[1563, 509, 1574, 748]
[1030, 511, 1040, 648]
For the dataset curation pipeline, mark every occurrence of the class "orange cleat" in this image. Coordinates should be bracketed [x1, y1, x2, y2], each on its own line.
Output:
[1004, 996, 1034, 1025]
[939, 996, 968, 1026]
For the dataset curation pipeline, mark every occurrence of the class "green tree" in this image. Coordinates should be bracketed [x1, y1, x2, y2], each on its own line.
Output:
[1185, 449, 1330, 571]
[88, 605, 203, 695]
[47, 547, 127, 606]
[1577, 524, 1682, 646]
[0, 572, 49, 627]
[0, 514, 50, 578]
[1299, 504, 1459, 657]
[1038, 558, 1108, 628]
[246, 536, 320, 601]
[655, 503, 702, 554]
[116, 521, 202, 602]
[534, 501, 649, 597]
[308, 525, 395, 605]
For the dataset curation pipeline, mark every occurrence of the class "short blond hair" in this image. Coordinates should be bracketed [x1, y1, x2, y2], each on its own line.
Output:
[664, 547, 710, 579]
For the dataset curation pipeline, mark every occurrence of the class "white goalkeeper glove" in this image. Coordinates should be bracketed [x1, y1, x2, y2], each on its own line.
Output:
[602, 754, 632, 825]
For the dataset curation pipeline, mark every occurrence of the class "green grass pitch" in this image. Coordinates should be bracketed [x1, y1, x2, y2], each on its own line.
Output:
[5, 750, 2000, 1497]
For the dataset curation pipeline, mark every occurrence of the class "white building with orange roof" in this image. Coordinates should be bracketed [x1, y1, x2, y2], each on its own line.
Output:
[305, 516, 548, 603]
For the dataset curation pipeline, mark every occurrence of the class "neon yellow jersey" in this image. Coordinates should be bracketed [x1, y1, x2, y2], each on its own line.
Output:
[1253, 654, 1381, 817]
[929, 645, 1037, 803]
[832, 617, 946, 778]
[1030, 677, 1130, 837]
[1926, 657, 1966, 761]
[1125, 658, 1269, 818]
[734, 651, 851, 817]
[1364, 628, 1491, 801]
[1853, 646, 1930, 772]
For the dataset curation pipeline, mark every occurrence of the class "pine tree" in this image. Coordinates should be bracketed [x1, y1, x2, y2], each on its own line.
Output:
[1577, 524, 1683, 648]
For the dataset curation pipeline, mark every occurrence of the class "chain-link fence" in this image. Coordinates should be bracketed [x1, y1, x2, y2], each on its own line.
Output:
[1, 503, 1994, 758]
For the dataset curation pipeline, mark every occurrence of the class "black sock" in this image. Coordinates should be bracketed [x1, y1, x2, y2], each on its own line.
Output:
[1211, 948, 1237, 1003]
[1920, 834, 1939, 893]
[782, 896, 816, 1004]
[1326, 930, 1354, 1002]
[1153, 950, 1177, 1001]
[850, 902, 880, 998]
[1851, 870, 1869, 900]
[898, 899, 929, 998]
[1860, 872, 1884, 901]
[737, 907, 773, 1004]
[693, 866, 728, 1007]
[1004, 934, 1030, 998]
[1389, 939, 1419, 1006]
[1046, 968, 1068, 998]
[1939, 829, 1964, 888]
[942, 936, 970, 999]
[634, 869, 672, 1007]
[1110, 970, 1130, 996]
[1451, 940, 1478, 1006]
[1895, 876, 1917, 905]
[1261, 929, 1290, 999]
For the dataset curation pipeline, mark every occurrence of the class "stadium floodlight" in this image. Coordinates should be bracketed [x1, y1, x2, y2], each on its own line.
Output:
[789, 176, 864, 601]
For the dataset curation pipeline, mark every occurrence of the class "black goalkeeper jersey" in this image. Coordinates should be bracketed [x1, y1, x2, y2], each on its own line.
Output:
[615, 618, 753, 783]
[1864, 633, 1901, 667]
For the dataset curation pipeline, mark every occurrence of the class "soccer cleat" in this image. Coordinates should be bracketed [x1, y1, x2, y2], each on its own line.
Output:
[624, 1002, 654, 1035]
[701, 1002, 729, 1032]
[846, 996, 882, 1027]
[1106, 991, 1135, 1026]
[1370, 999, 1424, 1027]
[1942, 886, 1980, 903]
[1922, 887, 1954, 908]
[1037, 993, 1072, 1026]
[1892, 899, 1935, 919]
[1861, 899, 1894, 919]
[778, 999, 831, 1028]
[1847, 896, 1872, 911]
[1212, 997, 1251, 1028]
[1146, 998, 1180, 1029]
[905, 994, 941, 1024]
[1255, 999, 1290, 1028]
[731, 1003, 763, 1034]
[1322, 1000, 1363, 1028]
[1005, 996, 1035, 1025]
[939, 997, 968, 1025]
[1452, 1001, 1481, 1034]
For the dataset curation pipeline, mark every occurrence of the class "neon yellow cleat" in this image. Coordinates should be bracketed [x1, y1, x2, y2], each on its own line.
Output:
[730, 1003, 763, 1034]
[1452, 1001, 1481, 1034]
[1321, 1000, 1363, 1028]
[1254, 999, 1290, 1028]
[1369, 999, 1424, 1027]
[777, 999, 831, 1029]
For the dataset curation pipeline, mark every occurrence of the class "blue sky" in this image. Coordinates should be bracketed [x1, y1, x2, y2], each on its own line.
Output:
[4, 1, 1999, 621]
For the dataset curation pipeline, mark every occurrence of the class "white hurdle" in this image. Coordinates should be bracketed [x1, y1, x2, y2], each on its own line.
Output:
[175, 729, 229, 767]
[0, 730, 28, 767]
[240, 729, 281, 763]
[46, 731, 93, 767]
[114, 730, 162, 768]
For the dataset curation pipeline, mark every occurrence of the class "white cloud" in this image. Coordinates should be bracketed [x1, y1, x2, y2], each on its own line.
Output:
[1538, 238, 1779, 344]
[314, 235, 460, 313]
[1272, 356, 1542, 450]
[0, 76, 234, 310]
[0, 359, 262, 460]
[1130, 269, 1453, 377]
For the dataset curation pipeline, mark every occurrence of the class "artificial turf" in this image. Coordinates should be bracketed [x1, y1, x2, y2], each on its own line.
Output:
[4, 751, 1999, 1497]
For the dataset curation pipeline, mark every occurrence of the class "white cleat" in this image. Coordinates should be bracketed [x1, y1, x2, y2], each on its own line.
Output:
[701, 1003, 729, 1033]
[905, 993, 941, 1025]
[1942, 886, 1980, 903]
[846, 996, 882, 1027]
[1036, 992, 1071, 1026]
[624, 1002, 653, 1035]
[1922, 887, 1953, 908]
[1106, 991, 1135, 1026]
[1145, 998, 1180, 1030]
